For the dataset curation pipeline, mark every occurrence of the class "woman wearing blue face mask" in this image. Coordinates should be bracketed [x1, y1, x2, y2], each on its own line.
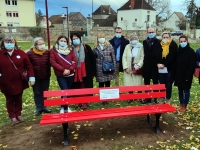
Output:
[27, 37, 51, 116]
[0, 35, 35, 125]
[174, 35, 196, 112]
[50, 35, 77, 98]
[122, 33, 144, 103]
[70, 33, 96, 110]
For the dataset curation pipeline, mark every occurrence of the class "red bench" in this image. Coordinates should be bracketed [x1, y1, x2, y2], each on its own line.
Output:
[40, 84, 176, 146]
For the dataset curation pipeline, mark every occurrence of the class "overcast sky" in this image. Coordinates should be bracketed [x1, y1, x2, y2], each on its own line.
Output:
[35, 0, 186, 17]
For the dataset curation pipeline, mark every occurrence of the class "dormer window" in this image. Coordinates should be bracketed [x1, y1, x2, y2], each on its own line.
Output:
[121, 17, 123, 21]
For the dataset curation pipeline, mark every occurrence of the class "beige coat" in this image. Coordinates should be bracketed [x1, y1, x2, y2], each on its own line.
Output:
[122, 43, 144, 86]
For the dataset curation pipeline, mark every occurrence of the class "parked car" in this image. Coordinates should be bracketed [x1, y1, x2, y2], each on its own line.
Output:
[170, 30, 183, 36]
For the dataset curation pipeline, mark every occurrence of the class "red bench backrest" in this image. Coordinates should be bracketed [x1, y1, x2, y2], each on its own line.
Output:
[44, 84, 166, 106]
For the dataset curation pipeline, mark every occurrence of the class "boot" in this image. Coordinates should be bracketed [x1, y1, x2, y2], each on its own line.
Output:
[180, 104, 186, 112]
[179, 104, 183, 111]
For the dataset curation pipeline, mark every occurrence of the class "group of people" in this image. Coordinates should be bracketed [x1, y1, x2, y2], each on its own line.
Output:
[0, 26, 198, 125]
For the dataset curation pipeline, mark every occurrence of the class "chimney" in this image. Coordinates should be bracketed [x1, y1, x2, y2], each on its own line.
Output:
[130, 0, 135, 9]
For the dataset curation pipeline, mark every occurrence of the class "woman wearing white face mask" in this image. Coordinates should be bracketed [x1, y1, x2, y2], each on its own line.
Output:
[156, 32, 178, 104]
[27, 37, 51, 116]
[122, 33, 144, 103]
[93, 33, 116, 91]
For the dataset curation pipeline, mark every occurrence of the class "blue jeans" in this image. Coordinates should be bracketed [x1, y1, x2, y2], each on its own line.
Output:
[178, 87, 190, 105]
[32, 77, 50, 111]
[57, 76, 74, 90]
[159, 72, 172, 99]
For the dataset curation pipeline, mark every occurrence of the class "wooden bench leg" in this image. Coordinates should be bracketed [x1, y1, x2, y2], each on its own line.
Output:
[154, 113, 161, 133]
[62, 123, 69, 146]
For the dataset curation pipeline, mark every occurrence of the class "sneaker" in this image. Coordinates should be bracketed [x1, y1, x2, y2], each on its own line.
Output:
[127, 100, 133, 103]
[154, 99, 159, 104]
[11, 118, 19, 125]
[42, 108, 51, 113]
[17, 116, 24, 122]
[139, 99, 147, 104]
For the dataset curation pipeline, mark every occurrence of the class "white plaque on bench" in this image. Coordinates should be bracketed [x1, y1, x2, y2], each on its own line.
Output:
[100, 89, 119, 100]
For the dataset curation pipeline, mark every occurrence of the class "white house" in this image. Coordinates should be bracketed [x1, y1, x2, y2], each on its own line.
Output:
[36, 16, 52, 28]
[162, 12, 189, 30]
[117, 0, 156, 30]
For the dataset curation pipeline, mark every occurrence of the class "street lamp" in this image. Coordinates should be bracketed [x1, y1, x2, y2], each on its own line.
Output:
[62, 7, 70, 45]
[45, 0, 50, 49]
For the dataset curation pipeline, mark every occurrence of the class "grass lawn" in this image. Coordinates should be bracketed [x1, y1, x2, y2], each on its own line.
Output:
[0, 42, 200, 149]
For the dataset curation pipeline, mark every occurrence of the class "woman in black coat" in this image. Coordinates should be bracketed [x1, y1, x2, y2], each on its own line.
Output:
[70, 33, 96, 110]
[157, 32, 178, 104]
[174, 35, 196, 112]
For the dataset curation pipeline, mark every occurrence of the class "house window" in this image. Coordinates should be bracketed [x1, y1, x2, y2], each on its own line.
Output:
[7, 22, 13, 26]
[13, 12, 19, 17]
[13, 22, 20, 26]
[121, 17, 123, 21]
[0, 23, 2, 26]
[5, 0, 10, 5]
[6, 11, 12, 17]
[12, 0, 17, 5]
[135, 19, 137, 21]
[147, 15, 150, 22]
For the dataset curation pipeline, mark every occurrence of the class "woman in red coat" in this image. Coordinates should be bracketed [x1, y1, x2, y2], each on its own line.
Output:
[0, 35, 35, 125]
[50, 35, 77, 112]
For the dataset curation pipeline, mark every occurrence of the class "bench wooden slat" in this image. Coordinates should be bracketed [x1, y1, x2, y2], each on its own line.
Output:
[40, 104, 176, 125]
[44, 84, 165, 97]
[44, 92, 166, 106]
[41, 104, 174, 120]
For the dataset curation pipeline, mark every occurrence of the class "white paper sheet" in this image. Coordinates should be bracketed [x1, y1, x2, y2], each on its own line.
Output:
[158, 67, 168, 73]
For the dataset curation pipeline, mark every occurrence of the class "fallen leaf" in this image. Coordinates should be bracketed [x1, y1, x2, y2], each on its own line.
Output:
[25, 126, 32, 131]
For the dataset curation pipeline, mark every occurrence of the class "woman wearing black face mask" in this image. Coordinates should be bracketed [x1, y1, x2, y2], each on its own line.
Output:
[174, 35, 196, 112]
[70, 33, 96, 110]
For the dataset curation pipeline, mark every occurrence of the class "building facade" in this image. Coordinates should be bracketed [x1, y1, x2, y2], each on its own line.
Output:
[0, 0, 36, 27]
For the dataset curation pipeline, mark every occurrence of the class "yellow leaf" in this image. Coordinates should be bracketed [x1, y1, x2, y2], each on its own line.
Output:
[122, 136, 125, 138]
[25, 126, 32, 131]
[117, 131, 121, 134]
[2, 145, 7, 148]
[73, 137, 78, 140]
[74, 134, 78, 137]
[100, 138, 104, 140]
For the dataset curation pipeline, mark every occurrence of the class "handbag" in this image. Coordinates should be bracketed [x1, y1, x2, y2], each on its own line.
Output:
[132, 63, 142, 75]
[194, 68, 200, 78]
[97, 50, 115, 74]
[7, 55, 29, 82]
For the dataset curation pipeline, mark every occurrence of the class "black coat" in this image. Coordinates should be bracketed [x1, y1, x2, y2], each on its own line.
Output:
[174, 44, 196, 89]
[109, 36, 129, 72]
[142, 37, 162, 80]
[72, 44, 96, 89]
[156, 40, 178, 82]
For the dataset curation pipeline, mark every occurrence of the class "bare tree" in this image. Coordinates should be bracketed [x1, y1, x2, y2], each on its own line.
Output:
[145, 0, 171, 24]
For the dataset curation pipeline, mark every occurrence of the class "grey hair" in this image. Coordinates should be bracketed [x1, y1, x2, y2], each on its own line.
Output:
[3, 35, 15, 41]
[161, 31, 171, 37]
[129, 32, 139, 40]
[33, 37, 44, 46]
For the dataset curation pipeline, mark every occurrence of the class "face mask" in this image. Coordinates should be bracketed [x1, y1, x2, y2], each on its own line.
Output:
[98, 38, 105, 44]
[162, 39, 169, 43]
[131, 40, 138, 45]
[59, 41, 67, 47]
[115, 33, 121, 38]
[73, 39, 80, 45]
[180, 42, 187, 48]
[4, 43, 15, 50]
[148, 33, 156, 39]
[38, 44, 45, 50]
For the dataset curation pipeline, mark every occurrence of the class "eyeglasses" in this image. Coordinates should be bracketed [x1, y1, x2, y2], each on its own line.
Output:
[116, 32, 122, 33]
[148, 32, 154, 34]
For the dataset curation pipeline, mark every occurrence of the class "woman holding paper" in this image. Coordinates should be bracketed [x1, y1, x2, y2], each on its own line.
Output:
[122, 33, 144, 103]
[157, 32, 178, 104]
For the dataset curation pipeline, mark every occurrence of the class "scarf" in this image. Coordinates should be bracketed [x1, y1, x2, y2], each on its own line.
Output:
[113, 37, 121, 54]
[55, 44, 71, 55]
[73, 44, 86, 82]
[33, 47, 46, 55]
[131, 43, 143, 58]
[146, 37, 157, 49]
[160, 38, 172, 58]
